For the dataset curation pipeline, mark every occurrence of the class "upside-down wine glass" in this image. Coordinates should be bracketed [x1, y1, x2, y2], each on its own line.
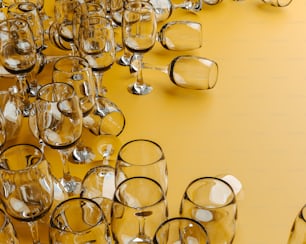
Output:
[130, 55, 218, 90]
[35, 82, 83, 195]
[122, 1, 157, 95]
[0, 18, 37, 117]
[0, 144, 54, 244]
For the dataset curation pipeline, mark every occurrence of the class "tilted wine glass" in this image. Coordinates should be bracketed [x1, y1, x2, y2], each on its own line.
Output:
[0, 144, 54, 244]
[122, 1, 157, 95]
[35, 82, 83, 195]
[0, 18, 37, 117]
[130, 55, 219, 90]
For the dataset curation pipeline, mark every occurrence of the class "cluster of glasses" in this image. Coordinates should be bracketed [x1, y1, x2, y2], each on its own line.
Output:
[0, 139, 242, 243]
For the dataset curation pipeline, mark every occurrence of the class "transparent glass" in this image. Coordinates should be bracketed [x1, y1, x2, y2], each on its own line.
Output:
[180, 176, 237, 244]
[35, 82, 83, 195]
[262, 0, 293, 7]
[122, 1, 157, 95]
[111, 176, 168, 244]
[0, 209, 19, 244]
[0, 18, 37, 117]
[116, 139, 168, 194]
[131, 55, 218, 90]
[0, 144, 54, 244]
[288, 204, 306, 244]
[153, 217, 210, 244]
[49, 197, 112, 243]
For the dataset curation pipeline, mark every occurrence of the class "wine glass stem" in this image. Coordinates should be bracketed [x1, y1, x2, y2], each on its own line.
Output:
[16, 74, 31, 117]
[28, 221, 40, 244]
[59, 149, 73, 186]
[134, 53, 145, 86]
[93, 71, 107, 97]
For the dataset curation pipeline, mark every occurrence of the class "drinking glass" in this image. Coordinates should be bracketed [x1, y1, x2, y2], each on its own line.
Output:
[0, 18, 37, 117]
[7, 2, 46, 96]
[132, 55, 218, 90]
[262, 0, 293, 7]
[179, 177, 237, 244]
[35, 82, 83, 195]
[0, 109, 6, 153]
[111, 176, 168, 244]
[116, 139, 168, 194]
[153, 217, 210, 244]
[49, 197, 112, 243]
[81, 165, 116, 223]
[0, 208, 19, 244]
[122, 1, 157, 95]
[288, 204, 306, 244]
[0, 144, 54, 244]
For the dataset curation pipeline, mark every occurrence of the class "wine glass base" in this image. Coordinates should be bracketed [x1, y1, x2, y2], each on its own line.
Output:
[60, 176, 82, 196]
[70, 145, 96, 164]
[128, 83, 153, 95]
[117, 54, 131, 66]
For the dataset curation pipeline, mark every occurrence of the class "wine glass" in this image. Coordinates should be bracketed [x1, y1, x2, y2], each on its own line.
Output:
[49, 197, 112, 243]
[122, 1, 157, 95]
[35, 82, 83, 195]
[262, 0, 293, 7]
[288, 204, 306, 244]
[130, 55, 218, 90]
[0, 143, 54, 244]
[0, 18, 37, 117]
[0, 109, 6, 153]
[7, 2, 46, 96]
[153, 217, 210, 244]
[111, 176, 168, 244]
[0, 208, 19, 243]
[115, 139, 168, 195]
[179, 176, 237, 244]
[81, 165, 116, 223]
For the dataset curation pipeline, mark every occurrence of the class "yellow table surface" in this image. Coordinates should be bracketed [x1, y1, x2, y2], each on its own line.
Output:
[1, 0, 306, 243]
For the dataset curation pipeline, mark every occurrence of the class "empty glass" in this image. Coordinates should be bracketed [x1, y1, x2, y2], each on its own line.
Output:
[116, 139, 168, 194]
[49, 197, 112, 243]
[131, 55, 218, 90]
[288, 204, 306, 244]
[0, 208, 19, 244]
[111, 176, 168, 244]
[180, 177, 237, 244]
[0, 144, 54, 244]
[153, 217, 210, 244]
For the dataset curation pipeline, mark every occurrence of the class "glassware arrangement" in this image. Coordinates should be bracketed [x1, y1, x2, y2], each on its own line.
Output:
[0, 144, 54, 244]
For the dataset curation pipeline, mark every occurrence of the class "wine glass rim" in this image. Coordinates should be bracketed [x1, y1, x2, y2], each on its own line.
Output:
[184, 176, 236, 209]
[50, 197, 105, 233]
[0, 143, 45, 172]
[118, 139, 165, 166]
[114, 176, 166, 209]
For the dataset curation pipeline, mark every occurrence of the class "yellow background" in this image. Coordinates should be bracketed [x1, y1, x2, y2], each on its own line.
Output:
[1, 0, 306, 243]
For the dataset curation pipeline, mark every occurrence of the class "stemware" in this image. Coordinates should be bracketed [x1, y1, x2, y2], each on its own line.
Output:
[0, 144, 54, 244]
[35, 82, 83, 195]
[0, 18, 37, 117]
[115, 139, 168, 194]
[130, 55, 218, 90]
[49, 197, 112, 243]
[111, 176, 168, 244]
[262, 0, 293, 7]
[0, 208, 19, 243]
[153, 217, 210, 244]
[81, 165, 116, 223]
[7, 2, 46, 96]
[179, 176, 237, 244]
[0, 109, 6, 153]
[122, 1, 157, 95]
[288, 204, 306, 243]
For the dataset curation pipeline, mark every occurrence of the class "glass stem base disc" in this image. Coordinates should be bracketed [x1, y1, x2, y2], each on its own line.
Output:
[60, 176, 82, 196]
[128, 83, 152, 95]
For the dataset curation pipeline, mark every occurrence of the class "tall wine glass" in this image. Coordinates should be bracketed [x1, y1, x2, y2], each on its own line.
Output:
[0, 18, 37, 117]
[116, 139, 168, 194]
[0, 144, 54, 244]
[111, 176, 168, 244]
[122, 1, 157, 95]
[7, 2, 46, 96]
[35, 82, 83, 195]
